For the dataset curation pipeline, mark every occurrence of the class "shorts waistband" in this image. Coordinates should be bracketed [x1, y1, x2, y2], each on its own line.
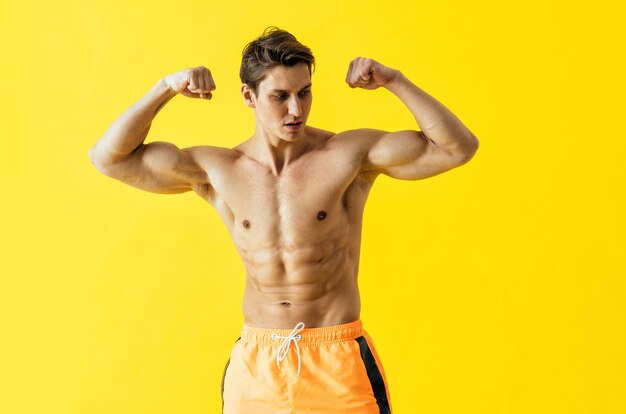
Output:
[241, 319, 364, 345]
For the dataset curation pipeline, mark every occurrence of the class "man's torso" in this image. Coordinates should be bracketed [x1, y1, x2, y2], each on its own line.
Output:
[188, 127, 380, 328]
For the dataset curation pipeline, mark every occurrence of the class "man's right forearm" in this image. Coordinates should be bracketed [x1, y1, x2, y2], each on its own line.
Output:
[90, 78, 177, 166]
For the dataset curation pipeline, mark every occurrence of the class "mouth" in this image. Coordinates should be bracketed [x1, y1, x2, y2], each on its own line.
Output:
[284, 121, 303, 131]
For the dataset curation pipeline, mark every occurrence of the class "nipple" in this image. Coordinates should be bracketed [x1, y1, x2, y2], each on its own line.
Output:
[243, 219, 251, 229]
[317, 211, 327, 221]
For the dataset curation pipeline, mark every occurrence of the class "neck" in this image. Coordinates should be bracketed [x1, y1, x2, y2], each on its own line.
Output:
[252, 128, 309, 175]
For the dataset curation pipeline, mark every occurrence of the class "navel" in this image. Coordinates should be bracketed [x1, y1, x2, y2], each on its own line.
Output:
[317, 210, 327, 221]
[242, 219, 251, 229]
[280, 301, 292, 307]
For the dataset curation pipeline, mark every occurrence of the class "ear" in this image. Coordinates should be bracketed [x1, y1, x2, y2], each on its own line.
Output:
[241, 83, 256, 108]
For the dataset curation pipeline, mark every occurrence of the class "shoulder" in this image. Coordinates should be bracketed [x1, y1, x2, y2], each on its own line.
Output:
[309, 127, 388, 178]
[329, 128, 386, 144]
[181, 145, 250, 188]
[183, 144, 244, 168]
[180, 144, 248, 200]
[183, 144, 239, 158]
[298, 126, 391, 167]
[324, 128, 388, 157]
[303, 125, 336, 143]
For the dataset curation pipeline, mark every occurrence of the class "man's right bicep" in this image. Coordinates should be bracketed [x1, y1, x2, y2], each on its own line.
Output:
[99, 141, 209, 194]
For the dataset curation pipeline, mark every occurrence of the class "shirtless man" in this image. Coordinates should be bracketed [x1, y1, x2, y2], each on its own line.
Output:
[89, 28, 478, 414]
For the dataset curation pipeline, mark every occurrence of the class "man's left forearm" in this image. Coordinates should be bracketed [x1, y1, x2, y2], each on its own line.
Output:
[385, 70, 479, 155]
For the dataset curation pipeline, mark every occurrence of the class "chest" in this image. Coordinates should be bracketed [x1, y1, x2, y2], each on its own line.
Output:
[206, 153, 371, 245]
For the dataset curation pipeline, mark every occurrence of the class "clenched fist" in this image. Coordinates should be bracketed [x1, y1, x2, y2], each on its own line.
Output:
[345, 58, 398, 90]
[163, 66, 216, 99]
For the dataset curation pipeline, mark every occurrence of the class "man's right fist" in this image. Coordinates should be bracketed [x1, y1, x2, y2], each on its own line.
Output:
[163, 66, 216, 99]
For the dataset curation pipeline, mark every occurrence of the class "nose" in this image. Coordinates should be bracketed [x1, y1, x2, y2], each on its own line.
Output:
[288, 96, 302, 117]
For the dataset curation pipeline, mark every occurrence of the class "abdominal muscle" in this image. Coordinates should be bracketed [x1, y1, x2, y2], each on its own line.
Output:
[239, 235, 362, 329]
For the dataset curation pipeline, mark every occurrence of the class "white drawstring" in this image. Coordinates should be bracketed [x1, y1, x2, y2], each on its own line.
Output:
[271, 322, 305, 377]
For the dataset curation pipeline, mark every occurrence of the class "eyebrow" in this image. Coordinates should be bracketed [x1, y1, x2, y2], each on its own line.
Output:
[268, 83, 312, 93]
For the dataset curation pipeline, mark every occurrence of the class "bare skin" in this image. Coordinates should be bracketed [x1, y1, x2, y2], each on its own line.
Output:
[90, 59, 479, 329]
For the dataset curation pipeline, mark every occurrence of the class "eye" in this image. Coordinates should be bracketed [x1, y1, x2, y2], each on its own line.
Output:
[273, 94, 287, 100]
[299, 90, 311, 97]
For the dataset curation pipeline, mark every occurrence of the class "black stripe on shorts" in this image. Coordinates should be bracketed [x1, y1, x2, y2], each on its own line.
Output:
[221, 337, 240, 414]
[355, 336, 391, 414]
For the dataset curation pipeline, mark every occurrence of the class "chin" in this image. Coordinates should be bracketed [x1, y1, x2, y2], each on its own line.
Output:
[279, 135, 301, 143]
[279, 129, 305, 142]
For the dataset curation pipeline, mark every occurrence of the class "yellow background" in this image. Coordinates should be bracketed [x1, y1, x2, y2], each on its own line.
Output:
[1, 0, 624, 413]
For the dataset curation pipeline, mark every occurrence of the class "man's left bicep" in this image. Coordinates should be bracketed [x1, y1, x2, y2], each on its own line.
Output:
[366, 130, 464, 180]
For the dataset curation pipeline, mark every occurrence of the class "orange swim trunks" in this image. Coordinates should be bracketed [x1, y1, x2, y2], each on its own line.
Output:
[221, 320, 392, 414]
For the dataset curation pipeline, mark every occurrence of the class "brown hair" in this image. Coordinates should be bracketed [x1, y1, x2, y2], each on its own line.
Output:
[240, 27, 315, 93]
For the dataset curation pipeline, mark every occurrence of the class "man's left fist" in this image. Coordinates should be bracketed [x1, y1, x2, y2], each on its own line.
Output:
[345, 58, 397, 90]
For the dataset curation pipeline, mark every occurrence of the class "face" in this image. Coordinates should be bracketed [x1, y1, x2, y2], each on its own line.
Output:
[243, 62, 312, 142]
